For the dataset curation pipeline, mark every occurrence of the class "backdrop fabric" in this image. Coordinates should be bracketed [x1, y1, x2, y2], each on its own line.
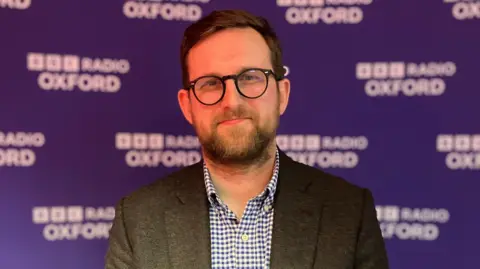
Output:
[1, 0, 478, 268]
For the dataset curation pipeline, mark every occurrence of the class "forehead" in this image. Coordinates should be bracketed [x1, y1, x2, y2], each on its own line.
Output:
[187, 27, 272, 79]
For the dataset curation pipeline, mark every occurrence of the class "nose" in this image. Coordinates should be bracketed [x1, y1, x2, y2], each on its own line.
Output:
[220, 79, 243, 108]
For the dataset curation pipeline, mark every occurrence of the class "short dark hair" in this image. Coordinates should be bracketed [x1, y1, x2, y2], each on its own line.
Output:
[180, 9, 285, 89]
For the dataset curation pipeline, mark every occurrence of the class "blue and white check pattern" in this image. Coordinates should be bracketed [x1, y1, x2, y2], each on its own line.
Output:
[203, 150, 279, 269]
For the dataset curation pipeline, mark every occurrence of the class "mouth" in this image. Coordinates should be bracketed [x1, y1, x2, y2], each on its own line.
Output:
[218, 118, 250, 125]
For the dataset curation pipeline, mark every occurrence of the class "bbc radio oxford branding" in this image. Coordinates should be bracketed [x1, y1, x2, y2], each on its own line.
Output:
[437, 134, 480, 170]
[376, 205, 450, 241]
[115, 132, 367, 169]
[32, 206, 114, 241]
[276, 134, 368, 169]
[444, 0, 480, 20]
[116, 132, 202, 168]
[356, 61, 457, 97]
[27, 52, 131, 93]
[0, 0, 31, 9]
[123, 0, 210, 21]
[276, 0, 374, 25]
[0, 130, 45, 167]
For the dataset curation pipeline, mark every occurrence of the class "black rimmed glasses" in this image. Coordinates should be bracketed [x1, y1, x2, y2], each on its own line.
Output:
[187, 68, 281, 106]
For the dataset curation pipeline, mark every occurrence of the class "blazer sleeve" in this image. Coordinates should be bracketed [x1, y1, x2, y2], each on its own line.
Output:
[104, 197, 135, 269]
[354, 189, 390, 269]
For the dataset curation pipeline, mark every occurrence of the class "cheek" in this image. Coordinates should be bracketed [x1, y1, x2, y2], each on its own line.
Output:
[257, 86, 280, 120]
[192, 107, 214, 130]
[252, 105, 276, 128]
[265, 82, 280, 103]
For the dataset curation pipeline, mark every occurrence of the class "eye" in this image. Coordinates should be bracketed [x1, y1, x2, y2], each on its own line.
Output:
[239, 70, 264, 83]
[197, 77, 221, 89]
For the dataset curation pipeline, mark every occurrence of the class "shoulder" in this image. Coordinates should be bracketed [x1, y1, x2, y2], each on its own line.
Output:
[288, 160, 378, 226]
[283, 154, 371, 203]
[117, 162, 203, 210]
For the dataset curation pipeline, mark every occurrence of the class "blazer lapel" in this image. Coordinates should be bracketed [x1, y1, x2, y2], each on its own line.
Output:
[163, 150, 327, 268]
[270, 151, 326, 268]
[164, 163, 212, 269]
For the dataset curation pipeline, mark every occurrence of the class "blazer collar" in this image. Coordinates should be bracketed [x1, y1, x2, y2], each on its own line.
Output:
[164, 161, 211, 268]
[270, 149, 326, 268]
[164, 148, 325, 268]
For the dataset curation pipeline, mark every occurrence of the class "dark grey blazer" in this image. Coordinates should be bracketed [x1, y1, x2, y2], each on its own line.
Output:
[105, 150, 389, 269]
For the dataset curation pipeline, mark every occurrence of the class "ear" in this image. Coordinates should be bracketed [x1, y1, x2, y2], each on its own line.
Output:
[278, 78, 290, 115]
[177, 89, 193, 124]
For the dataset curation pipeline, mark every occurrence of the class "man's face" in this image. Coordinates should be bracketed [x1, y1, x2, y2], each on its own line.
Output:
[178, 27, 290, 165]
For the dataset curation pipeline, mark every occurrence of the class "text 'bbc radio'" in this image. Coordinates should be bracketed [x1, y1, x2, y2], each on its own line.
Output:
[27, 52, 131, 93]
[32, 206, 114, 241]
[356, 61, 457, 97]
[376, 205, 450, 241]
[276, 134, 369, 169]
[437, 134, 480, 170]
[0, 131, 45, 167]
[116, 132, 201, 168]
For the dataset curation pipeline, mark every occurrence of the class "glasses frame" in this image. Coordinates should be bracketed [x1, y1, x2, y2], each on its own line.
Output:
[186, 68, 282, 106]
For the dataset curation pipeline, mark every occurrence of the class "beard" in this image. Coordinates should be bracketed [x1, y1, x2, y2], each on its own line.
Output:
[193, 105, 279, 166]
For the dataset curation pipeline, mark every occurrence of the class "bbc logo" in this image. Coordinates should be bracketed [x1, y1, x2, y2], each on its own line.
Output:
[356, 62, 406, 80]
[276, 135, 321, 151]
[115, 132, 164, 150]
[375, 205, 400, 222]
[437, 134, 480, 152]
[27, 53, 80, 72]
[32, 206, 84, 224]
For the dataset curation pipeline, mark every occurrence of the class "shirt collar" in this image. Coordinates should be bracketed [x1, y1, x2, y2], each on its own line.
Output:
[203, 149, 280, 206]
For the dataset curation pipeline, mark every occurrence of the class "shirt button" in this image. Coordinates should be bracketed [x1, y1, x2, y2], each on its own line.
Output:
[241, 234, 249, 241]
[264, 205, 271, 211]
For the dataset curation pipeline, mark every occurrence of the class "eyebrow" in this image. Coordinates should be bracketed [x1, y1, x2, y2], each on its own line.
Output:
[199, 66, 262, 78]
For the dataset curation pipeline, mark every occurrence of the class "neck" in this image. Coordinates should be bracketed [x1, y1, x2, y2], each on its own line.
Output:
[203, 143, 277, 203]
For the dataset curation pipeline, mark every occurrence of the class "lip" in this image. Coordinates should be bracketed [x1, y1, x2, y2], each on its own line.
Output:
[218, 118, 249, 125]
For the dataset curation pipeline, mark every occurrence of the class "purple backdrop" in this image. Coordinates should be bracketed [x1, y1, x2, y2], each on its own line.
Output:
[1, 0, 478, 268]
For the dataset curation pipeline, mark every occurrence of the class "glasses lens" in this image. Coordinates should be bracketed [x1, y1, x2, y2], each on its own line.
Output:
[237, 69, 267, 98]
[194, 76, 223, 104]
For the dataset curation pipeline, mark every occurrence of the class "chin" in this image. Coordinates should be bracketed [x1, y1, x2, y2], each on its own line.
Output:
[222, 129, 255, 142]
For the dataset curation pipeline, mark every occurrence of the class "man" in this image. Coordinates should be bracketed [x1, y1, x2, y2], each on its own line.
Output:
[105, 9, 389, 269]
